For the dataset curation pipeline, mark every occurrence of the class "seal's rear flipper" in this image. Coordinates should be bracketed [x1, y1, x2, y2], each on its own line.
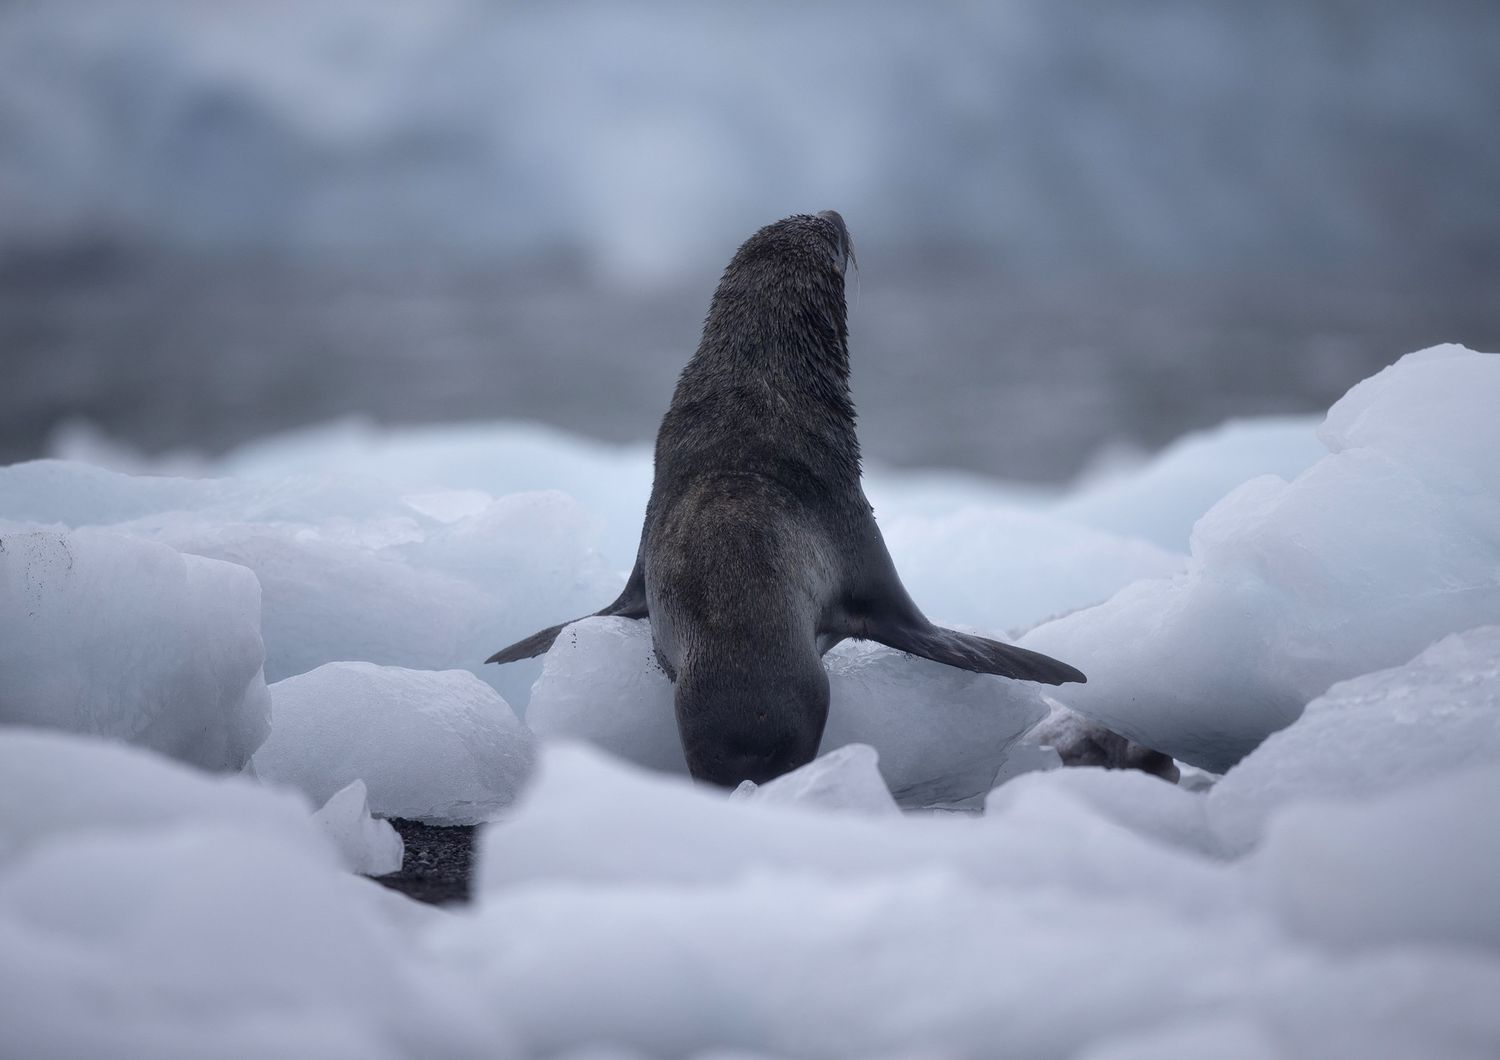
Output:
[864, 621, 1086, 686]
[486, 553, 650, 664]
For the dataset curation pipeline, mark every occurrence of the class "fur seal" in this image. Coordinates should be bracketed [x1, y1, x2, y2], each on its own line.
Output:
[489, 210, 1085, 786]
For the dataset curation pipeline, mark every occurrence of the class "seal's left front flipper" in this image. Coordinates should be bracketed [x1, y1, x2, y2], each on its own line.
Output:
[864, 619, 1086, 685]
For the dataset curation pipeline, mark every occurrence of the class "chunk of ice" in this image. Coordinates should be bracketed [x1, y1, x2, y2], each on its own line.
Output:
[1025, 346, 1500, 771]
[312, 779, 405, 876]
[0, 524, 270, 771]
[733, 744, 900, 817]
[255, 662, 534, 825]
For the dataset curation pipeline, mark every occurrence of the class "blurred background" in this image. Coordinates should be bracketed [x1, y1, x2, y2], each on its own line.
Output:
[2, 0, 1497, 481]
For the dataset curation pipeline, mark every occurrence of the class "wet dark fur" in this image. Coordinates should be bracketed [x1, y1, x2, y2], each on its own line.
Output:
[490, 211, 1085, 786]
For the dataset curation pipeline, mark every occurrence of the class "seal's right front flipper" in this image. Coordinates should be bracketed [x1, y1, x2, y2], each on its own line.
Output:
[840, 511, 1085, 685]
[486, 622, 570, 664]
[485, 551, 650, 665]
[867, 620, 1086, 686]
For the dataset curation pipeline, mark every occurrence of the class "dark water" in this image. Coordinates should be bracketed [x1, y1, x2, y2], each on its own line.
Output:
[4, 258, 1496, 481]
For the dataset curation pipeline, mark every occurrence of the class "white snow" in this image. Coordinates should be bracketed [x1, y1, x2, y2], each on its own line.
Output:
[0, 524, 270, 772]
[0, 728, 317, 865]
[255, 662, 534, 825]
[0, 829, 507, 1060]
[477, 744, 1232, 913]
[0, 729, 477, 1056]
[1210, 625, 1500, 854]
[1254, 766, 1500, 953]
[4, 343, 1500, 1056]
[0, 726, 403, 879]
[990, 765, 1222, 859]
[1025, 344, 1500, 772]
[444, 745, 1500, 1060]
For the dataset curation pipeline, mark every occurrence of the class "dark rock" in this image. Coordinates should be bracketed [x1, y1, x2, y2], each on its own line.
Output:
[373, 819, 476, 906]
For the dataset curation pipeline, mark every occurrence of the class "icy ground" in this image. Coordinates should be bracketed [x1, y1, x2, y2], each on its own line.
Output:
[2, 345, 1499, 1058]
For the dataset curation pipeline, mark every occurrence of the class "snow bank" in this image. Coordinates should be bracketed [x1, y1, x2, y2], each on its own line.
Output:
[0, 729, 468, 1055]
[1054, 416, 1322, 552]
[439, 872, 1500, 1060]
[8, 727, 1500, 1057]
[0, 523, 270, 771]
[990, 766, 1221, 859]
[0, 728, 315, 864]
[526, 618, 1050, 807]
[7, 343, 1500, 1056]
[255, 662, 534, 825]
[477, 744, 1230, 913]
[1025, 345, 1500, 771]
[0, 830, 503, 1060]
[0, 459, 623, 709]
[443, 743, 1500, 1059]
[1210, 625, 1500, 854]
[878, 503, 1183, 633]
[219, 419, 654, 572]
[1255, 766, 1500, 953]
[0, 727, 400, 875]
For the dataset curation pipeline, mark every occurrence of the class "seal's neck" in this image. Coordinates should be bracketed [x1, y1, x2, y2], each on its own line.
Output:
[695, 268, 853, 415]
[660, 255, 862, 491]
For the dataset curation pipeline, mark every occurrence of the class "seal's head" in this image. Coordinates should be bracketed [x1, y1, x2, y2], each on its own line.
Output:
[724, 210, 852, 284]
[696, 210, 855, 392]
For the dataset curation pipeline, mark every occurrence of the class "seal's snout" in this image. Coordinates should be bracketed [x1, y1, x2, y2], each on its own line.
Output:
[816, 209, 853, 273]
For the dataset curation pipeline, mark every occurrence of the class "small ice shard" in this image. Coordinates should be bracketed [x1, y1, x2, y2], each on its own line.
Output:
[739, 744, 900, 817]
[312, 779, 405, 876]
